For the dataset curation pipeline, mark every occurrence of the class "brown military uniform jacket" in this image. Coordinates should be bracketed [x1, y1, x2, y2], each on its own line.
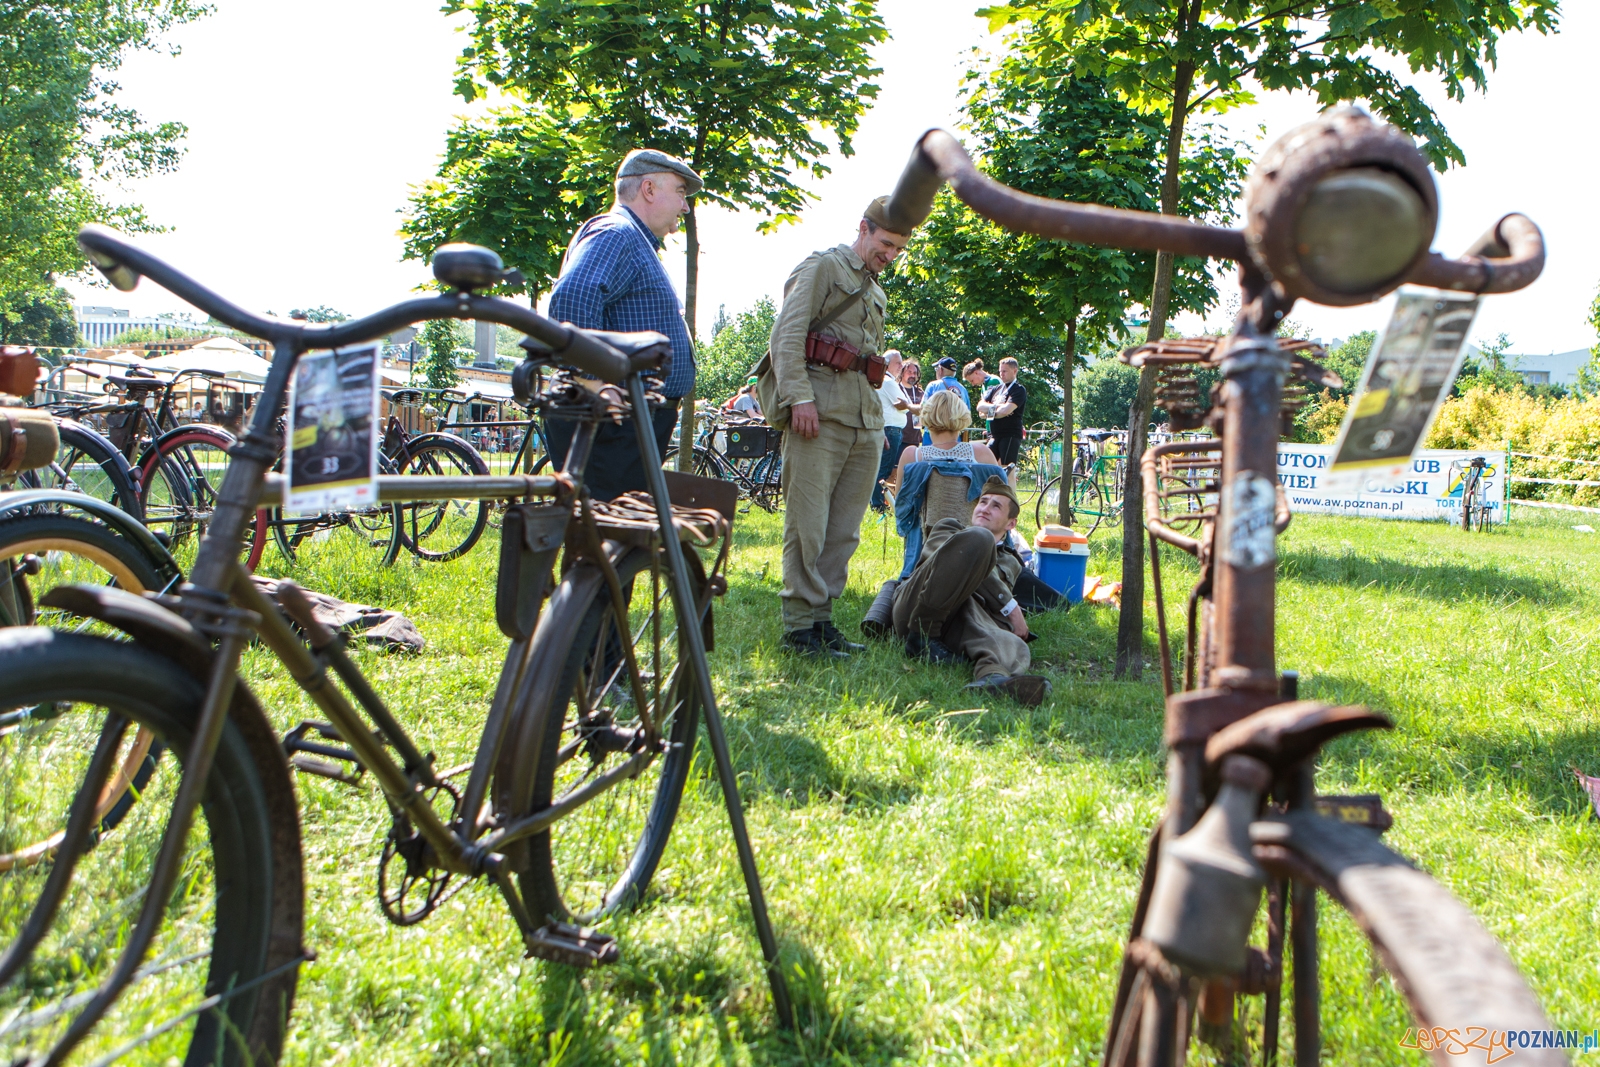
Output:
[766, 244, 887, 430]
[919, 517, 1025, 626]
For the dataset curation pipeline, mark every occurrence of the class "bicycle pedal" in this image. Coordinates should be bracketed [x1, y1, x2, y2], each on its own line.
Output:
[1314, 793, 1392, 833]
[524, 921, 619, 968]
[283, 720, 366, 785]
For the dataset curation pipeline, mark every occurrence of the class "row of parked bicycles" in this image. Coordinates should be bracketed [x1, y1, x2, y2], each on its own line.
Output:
[0, 104, 1573, 1067]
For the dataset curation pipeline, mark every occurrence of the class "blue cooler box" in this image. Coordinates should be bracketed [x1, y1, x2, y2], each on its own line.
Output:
[1034, 543, 1090, 602]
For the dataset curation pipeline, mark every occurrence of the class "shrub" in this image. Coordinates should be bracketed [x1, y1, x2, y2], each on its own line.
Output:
[1427, 385, 1600, 505]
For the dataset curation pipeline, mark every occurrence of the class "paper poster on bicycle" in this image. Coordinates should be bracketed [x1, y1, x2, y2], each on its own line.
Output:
[1278, 444, 1506, 524]
[1324, 289, 1480, 490]
[284, 344, 380, 513]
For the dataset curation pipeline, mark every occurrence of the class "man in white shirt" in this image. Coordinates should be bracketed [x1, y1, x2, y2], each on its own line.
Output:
[870, 349, 912, 511]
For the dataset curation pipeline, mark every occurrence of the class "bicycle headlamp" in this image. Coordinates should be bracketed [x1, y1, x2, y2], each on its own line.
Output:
[1244, 108, 1437, 306]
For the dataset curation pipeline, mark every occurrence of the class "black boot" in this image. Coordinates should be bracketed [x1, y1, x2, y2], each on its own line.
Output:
[905, 631, 959, 664]
[782, 626, 848, 659]
[816, 621, 865, 653]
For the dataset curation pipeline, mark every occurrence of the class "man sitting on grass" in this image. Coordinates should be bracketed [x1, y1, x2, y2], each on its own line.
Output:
[890, 476, 1052, 707]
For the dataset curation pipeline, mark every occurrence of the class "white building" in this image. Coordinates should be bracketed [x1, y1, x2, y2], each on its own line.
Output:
[73, 305, 176, 346]
[1512, 349, 1590, 388]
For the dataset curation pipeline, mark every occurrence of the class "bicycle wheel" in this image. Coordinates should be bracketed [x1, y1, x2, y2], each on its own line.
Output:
[1104, 812, 1561, 1067]
[0, 513, 170, 850]
[1034, 475, 1062, 531]
[0, 628, 300, 1065]
[137, 427, 268, 571]
[749, 451, 783, 512]
[394, 436, 491, 562]
[498, 544, 705, 923]
[25, 420, 144, 523]
[269, 502, 403, 568]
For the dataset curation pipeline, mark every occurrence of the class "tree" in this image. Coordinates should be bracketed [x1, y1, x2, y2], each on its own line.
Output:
[444, 0, 888, 462]
[399, 106, 612, 300]
[418, 319, 466, 389]
[1579, 284, 1600, 398]
[0, 287, 77, 347]
[1456, 332, 1527, 393]
[0, 1, 207, 320]
[289, 306, 349, 323]
[695, 296, 775, 409]
[902, 60, 1246, 522]
[980, 0, 1560, 677]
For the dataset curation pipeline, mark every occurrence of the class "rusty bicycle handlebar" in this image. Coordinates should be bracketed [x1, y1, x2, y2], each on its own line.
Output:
[885, 128, 1545, 300]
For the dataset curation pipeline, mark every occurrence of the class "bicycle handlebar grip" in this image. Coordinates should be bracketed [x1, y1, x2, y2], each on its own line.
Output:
[1407, 213, 1545, 294]
[77, 225, 141, 292]
[885, 131, 946, 234]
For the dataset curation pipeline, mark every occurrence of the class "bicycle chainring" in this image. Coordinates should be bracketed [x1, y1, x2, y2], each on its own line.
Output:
[377, 780, 463, 926]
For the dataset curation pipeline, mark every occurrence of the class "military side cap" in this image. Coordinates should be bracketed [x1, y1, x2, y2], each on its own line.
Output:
[978, 474, 1020, 512]
[617, 149, 703, 195]
[864, 195, 914, 235]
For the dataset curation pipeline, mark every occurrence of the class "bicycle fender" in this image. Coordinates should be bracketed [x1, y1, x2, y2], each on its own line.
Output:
[32, 583, 305, 923]
[53, 417, 140, 487]
[397, 431, 491, 472]
[136, 422, 237, 478]
[0, 488, 182, 588]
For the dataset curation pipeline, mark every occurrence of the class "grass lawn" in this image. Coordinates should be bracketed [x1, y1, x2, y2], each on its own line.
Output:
[244, 499, 1600, 1065]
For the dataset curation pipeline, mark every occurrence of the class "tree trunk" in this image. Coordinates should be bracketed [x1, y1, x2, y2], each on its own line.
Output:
[1059, 315, 1077, 527]
[676, 203, 700, 471]
[1114, 59, 1195, 680]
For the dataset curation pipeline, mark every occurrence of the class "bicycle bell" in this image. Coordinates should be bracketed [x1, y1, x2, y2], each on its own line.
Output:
[1243, 107, 1437, 307]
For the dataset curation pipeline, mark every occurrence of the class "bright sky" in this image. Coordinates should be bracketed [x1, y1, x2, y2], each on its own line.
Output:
[73, 0, 1597, 357]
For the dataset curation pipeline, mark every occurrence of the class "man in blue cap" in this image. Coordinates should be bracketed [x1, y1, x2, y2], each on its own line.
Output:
[545, 148, 703, 500]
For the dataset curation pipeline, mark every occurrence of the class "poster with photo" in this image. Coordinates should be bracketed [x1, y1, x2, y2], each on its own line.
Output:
[1324, 289, 1480, 490]
[284, 344, 379, 513]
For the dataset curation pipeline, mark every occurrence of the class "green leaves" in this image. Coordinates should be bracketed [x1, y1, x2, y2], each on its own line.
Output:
[440, 0, 888, 219]
[399, 107, 613, 298]
[981, 0, 1560, 171]
[0, 0, 208, 321]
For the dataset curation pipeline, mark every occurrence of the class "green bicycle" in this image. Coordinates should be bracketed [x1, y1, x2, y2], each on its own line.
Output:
[1035, 441, 1125, 534]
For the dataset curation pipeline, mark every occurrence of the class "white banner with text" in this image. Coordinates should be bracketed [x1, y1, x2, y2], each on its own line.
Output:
[1276, 444, 1506, 523]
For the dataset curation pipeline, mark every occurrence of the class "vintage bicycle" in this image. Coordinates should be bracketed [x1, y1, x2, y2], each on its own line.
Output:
[664, 407, 784, 513]
[1035, 430, 1127, 534]
[0, 233, 790, 1065]
[886, 106, 1562, 1065]
[1453, 456, 1493, 532]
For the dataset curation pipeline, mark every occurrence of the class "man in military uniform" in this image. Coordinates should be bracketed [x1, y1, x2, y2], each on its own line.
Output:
[891, 476, 1051, 706]
[764, 196, 911, 657]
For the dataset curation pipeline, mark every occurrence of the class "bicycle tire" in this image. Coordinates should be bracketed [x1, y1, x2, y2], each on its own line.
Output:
[394, 435, 491, 562]
[0, 513, 169, 850]
[497, 546, 704, 923]
[269, 502, 403, 568]
[24, 420, 144, 523]
[749, 451, 783, 512]
[137, 427, 268, 571]
[1105, 812, 1562, 1066]
[0, 628, 299, 1065]
[1034, 475, 1061, 531]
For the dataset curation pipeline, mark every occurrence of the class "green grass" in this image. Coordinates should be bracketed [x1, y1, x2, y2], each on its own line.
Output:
[234, 501, 1600, 1066]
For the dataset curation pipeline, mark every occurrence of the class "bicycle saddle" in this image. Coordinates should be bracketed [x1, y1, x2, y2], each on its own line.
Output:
[1204, 700, 1391, 779]
[105, 374, 164, 392]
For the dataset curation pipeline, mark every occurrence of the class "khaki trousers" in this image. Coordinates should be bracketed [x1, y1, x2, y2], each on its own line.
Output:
[891, 526, 1031, 680]
[779, 420, 881, 630]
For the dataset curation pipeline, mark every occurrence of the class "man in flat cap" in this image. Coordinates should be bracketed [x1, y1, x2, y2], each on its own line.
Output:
[546, 148, 703, 500]
[891, 476, 1051, 706]
[757, 196, 910, 657]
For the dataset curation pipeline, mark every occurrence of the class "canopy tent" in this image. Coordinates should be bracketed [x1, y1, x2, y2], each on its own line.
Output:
[144, 336, 273, 382]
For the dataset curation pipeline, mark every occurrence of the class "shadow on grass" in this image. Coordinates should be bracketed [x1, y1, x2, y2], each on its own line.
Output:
[707, 719, 921, 811]
[1288, 672, 1600, 818]
[1280, 547, 1572, 606]
[534, 935, 911, 1067]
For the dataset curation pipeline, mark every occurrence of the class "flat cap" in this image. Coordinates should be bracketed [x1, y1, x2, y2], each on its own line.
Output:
[616, 149, 703, 195]
[864, 195, 913, 235]
[978, 474, 1020, 513]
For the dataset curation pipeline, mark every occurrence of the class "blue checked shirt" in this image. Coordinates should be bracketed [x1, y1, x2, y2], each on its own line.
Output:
[548, 206, 695, 398]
